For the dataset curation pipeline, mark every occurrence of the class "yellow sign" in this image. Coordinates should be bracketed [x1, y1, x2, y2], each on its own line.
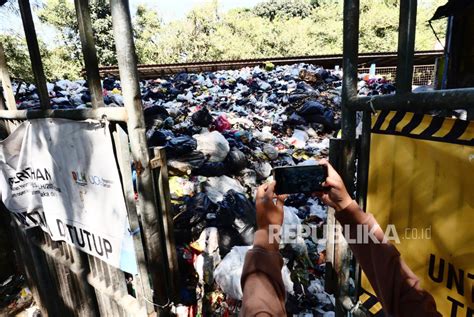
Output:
[361, 111, 474, 317]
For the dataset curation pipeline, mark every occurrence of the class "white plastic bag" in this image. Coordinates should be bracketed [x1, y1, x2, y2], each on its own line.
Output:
[214, 246, 294, 300]
[194, 131, 230, 162]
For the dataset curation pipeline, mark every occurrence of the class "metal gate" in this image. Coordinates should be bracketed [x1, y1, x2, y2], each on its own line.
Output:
[326, 0, 474, 316]
[0, 0, 178, 316]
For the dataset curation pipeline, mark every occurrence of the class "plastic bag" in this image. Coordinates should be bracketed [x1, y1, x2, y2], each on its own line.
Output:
[288, 129, 308, 148]
[219, 190, 256, 245]
[174, 193, 218, 242]
[193, 161, 228, 177]
[202, 176, 245, 203]
[146, 129, 174, 147]
[192, 108, 213, 127]
[167, 151, 205, 176]
[165, 135, 197, 158]
[225, 149, 247, 173]
[144, 105, 170, 128]
[194, 131, 230, 162]
[253, 161, 273, 180]
[169, 176, 195, 199]
[213, 246, 294, 300]
[215, 114, 231, 132]
[263, 144, 279, 160]
[297, 100, 325, 116]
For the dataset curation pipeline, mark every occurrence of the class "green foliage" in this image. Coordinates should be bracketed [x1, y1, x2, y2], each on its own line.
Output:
[38, 0, 116, 66]
[254, 0, 313, 21]
[1, 0, 447, 81]
[0, 35, 34, 82]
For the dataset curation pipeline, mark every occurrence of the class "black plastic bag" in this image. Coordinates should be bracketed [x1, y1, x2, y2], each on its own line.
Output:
[167, 151, 205, 176]
[224, 149, 247, 173]
[193, 161, 228, 177]
[165, 135, 197, 158]
[174, 193, 218, 243]
[297, 100, 326, 117]
[191, 108, 213, 127]
[146, 129, 174, 147]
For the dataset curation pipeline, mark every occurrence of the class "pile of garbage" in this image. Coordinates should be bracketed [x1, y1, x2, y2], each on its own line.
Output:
[10, 64, 395, 316]
[0, 275, 39, 316]
[140, 64, 342, 316]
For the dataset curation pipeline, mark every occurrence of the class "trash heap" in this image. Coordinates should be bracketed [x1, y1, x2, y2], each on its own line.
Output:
[10, 64, 395, 316]
[141, 64, 343, 316]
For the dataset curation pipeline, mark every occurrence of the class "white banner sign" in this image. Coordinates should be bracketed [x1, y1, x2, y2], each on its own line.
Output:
[0, 119, 137, 274]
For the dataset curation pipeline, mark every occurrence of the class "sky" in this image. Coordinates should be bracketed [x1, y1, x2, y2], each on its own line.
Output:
[0, 0, 264, 44]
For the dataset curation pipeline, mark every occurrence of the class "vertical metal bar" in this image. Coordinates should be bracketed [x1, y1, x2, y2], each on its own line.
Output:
[396, 0, 417, 93]
[74, 0, 105, 108]
[109, 0, 167, 308]
[0, 44, 17, 110]
[441, 16, 453, 90]
[341, 0, 359, 139]
[338, 1, 359, 315]
[112, 123, 154, 313]
[354, 111, 372, 307]
[17, 0, 50, 110]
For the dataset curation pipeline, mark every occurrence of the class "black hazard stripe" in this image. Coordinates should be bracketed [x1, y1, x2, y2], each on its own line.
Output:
[359, 290, 385, 317]
[371, 111, 474, 146]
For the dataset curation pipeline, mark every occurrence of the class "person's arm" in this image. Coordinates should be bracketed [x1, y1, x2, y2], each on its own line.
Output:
[316, 159, 441, 317]
[240, 182, 287, 317]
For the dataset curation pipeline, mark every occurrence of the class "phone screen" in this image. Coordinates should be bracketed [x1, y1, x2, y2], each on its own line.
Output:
[273, 165, 328, 195]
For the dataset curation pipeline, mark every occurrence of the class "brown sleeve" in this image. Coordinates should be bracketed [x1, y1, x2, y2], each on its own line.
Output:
[240, 247, 287, 317]
[335, 201, 441, 317]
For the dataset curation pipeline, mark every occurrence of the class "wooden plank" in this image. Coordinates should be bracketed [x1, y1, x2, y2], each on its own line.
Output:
[112, 123, 154, 314]
[18, 0, 50, 110]
[74, 0, 105, 108]
[153, 147, 179, 300]
[0, 44, 16, 110]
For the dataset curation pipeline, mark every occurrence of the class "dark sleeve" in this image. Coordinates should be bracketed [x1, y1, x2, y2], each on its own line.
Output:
[240, 247, 287, 317]
[335, 201, 441, 317]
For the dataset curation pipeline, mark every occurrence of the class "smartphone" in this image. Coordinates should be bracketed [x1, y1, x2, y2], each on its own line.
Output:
[273, 164, 328, 195]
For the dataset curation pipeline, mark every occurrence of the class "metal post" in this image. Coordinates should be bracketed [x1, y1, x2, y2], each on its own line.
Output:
[109, 0, 168, 309]
[337, 0, 360, 315]
[341, 0, 359, 139]
[18, 0, 50, 110]
[0, 44, 17, 110]
[396, 0, 417, 93]
[74, 0, 105, 108]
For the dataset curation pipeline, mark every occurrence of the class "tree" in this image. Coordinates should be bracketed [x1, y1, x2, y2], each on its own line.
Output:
[38, 0, 116, 66]
[134, 5, 161, 64]
[254, 0, 313, 21]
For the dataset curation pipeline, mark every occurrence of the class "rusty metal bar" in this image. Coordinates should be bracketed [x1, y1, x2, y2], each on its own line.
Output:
[0, 44, 17, 110]
[112, 123, 154, 314]
[0, 107, 127, 121]
[18, 0, 50, 110]
[74, 0, 105, 108]
[350, 88, 474, 111]
[109, 0, 168, 309]
[396, 0, 418, 93]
